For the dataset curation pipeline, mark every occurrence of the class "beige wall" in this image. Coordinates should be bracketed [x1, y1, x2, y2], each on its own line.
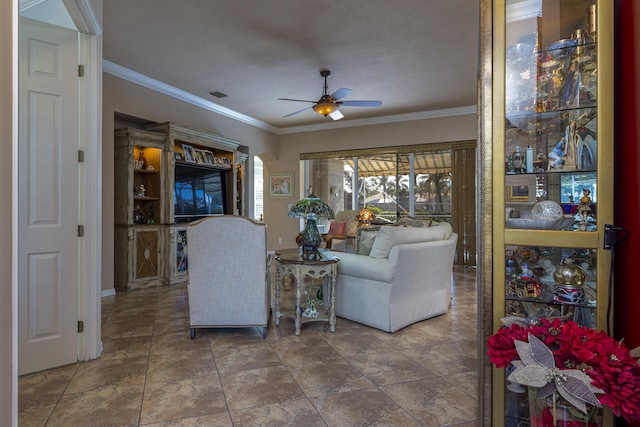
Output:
[102, 74, 280, 291]
[263, 114, 478, 250]
[1, 2, 16, 425]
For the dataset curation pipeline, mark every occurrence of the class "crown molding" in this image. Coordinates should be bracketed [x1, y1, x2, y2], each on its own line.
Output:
[103, 60, 280, 133]
[104, 60, 477, 135]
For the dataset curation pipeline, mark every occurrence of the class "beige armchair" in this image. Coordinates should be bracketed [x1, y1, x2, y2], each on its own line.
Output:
[187, 216, 270, 339]
[324, 210, 358, 251]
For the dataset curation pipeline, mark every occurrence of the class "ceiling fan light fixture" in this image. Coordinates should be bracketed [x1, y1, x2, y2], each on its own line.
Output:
[328, 109, 344, 121]
[312, 102, 338, 117]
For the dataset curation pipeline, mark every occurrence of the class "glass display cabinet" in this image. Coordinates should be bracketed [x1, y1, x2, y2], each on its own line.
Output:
[489, 1, 613, 425]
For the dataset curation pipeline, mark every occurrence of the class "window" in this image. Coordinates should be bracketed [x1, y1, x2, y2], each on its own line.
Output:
[301, 142, 476, 266]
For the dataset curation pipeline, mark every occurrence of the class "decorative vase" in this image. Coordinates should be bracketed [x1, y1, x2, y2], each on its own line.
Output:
[301, 217, 322, 259]
[528, 389, 602, 427]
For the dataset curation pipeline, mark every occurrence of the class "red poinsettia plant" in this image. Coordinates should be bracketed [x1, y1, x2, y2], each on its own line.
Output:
[488, 317, 640, 423]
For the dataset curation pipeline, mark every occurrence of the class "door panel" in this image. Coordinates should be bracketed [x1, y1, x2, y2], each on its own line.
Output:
[18, 18, 79, 375]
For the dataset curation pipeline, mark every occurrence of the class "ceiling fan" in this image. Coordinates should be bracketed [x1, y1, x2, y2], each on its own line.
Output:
[278, 70, 382, 121]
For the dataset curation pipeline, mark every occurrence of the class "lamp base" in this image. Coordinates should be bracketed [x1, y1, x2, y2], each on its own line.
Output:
[301, 218, 323, 260]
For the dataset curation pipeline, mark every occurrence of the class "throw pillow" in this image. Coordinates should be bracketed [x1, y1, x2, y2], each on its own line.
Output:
[368, 225, 447, 259]
[345, 220, 359, 236]
[356, 227, 379, 255]
[431, 221, 453, 239]
[328, 221, 346, 236]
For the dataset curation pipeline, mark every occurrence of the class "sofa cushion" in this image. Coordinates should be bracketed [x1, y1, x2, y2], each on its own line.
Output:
[328, 221, 346, 236]
[432, 221, 453, 239]
[368, 225, 447, 259]
[356, 227, 379, 255]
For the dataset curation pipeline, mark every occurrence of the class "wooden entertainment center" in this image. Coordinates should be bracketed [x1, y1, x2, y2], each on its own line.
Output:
[114, 122, 247, 291]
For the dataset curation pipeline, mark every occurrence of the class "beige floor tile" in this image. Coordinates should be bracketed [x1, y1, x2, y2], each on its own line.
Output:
[18, 400, 57, 427]
[140, 374, 227, 425]
[381, 376, 478, 426]
[18, 363, 78, 403]
[320, 332, 396, 356]
[269, 334, 344, 366]
[46, 384, 144, 427]
[400, 343, 477, 376]
[230, 399, 326, 427]
[149, 331, 211, 355]
[65, 356, 148, 394]
[220, 366, 306, 411]
[347, 349, 436, 386]
[212, 341, 282, 376]
[312, 388, 421, 427]
[287, 359, 375, 397]
[100, 336, 152, 360]
[146, 349, 216, 383]
[140, 412, 233, 426]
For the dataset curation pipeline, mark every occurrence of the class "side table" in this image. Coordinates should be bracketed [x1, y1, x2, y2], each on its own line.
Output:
[274, 249, 340, 336]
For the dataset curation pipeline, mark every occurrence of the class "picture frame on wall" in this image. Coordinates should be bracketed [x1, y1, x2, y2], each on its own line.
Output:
[204, 150, 215, 166]
[269, 173, 294, 198]
[182, 144, 195, 163]
[193, 148, 207, 165]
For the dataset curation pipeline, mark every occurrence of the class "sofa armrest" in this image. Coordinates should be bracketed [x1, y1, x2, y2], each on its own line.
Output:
[324, 251, 395, 283]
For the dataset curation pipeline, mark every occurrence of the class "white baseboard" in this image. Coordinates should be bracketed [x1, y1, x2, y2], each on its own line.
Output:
[101, 288, 116, 298]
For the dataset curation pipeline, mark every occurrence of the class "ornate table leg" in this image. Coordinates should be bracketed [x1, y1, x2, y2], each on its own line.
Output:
[329, 264, 337, 332]
[275, 261, 281, 326]
[294, 265, 302, 336]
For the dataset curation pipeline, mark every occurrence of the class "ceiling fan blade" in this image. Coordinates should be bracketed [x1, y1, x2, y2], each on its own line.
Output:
[278, 98, 316, 103]
[340, 100, 382, 107]
[283, 105, 313, 118]
[331, 88, 352, 101]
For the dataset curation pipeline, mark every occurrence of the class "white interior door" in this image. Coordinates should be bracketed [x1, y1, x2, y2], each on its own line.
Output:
[18, 17, 79, 375]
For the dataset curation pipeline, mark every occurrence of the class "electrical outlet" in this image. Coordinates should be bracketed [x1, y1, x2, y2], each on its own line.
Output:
[278, 237, 283, 244]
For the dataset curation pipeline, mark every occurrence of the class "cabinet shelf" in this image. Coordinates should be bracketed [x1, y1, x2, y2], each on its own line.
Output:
[134, 169, 159, 174]
[134, 196, 160, 201]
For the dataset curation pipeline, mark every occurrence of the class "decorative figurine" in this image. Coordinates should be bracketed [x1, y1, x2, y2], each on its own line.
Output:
[577, 188, 592, 231]
[134, 205, 145, 224]
[548, 138, 566, 170]
[147, 205, 154, 224]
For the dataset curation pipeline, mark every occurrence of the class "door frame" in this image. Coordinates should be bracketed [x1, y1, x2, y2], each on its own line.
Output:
[4, 0, 102, 424]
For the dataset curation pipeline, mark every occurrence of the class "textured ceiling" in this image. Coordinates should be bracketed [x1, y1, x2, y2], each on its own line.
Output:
[103, 1, 480, 129]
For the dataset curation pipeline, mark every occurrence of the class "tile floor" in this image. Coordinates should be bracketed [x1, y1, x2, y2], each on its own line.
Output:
[19, 266, 478, 427]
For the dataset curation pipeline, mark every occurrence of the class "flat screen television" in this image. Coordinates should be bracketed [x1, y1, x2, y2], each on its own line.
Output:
[174, 163, 227, 221]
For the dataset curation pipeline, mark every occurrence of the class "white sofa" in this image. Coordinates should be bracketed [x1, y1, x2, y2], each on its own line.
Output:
[325, 223, 457, 332]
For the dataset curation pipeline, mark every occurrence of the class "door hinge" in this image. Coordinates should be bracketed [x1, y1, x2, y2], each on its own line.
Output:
[77, 225, 84, 237]
[77, 320, 84, 333]
[78, 150, 84, 163]
[78, 64, 85, 77]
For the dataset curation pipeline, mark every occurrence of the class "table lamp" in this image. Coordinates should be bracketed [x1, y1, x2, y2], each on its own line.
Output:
[356, 207, 376, 226]
[288, 194, 334, 259]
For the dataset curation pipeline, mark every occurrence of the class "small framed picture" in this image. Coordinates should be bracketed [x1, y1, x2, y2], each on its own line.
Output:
[222, 157, 231, 168]
[269, 173, 294, 199]
[174, 152, 183, 161]
[204, 150, 215, 166]
[182, 144, 195, 163]
[214, 157, 224, 167]
[506, 185, 530, 202]
[194, 148, 207, 165]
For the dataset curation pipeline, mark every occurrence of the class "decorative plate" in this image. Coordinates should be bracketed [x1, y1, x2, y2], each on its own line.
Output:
[530, 200, 564, 220]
